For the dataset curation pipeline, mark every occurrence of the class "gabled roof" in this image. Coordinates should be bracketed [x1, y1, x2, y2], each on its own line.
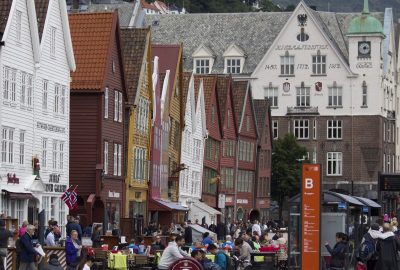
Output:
[232, 81, 248, 131]
[87, 1, 137, 27]
[182, 72, 191, 110]
[34, 0, 50, 41]
[253, 99, 269, 139]
[145, 9, 385, 73]
[141, 0, 159, 11]
[120, 27, 150, 105]
[193, 75, 217, 117]
[0, 0, 13, 36]
[69, 11, 116, 90]
[216, 75, 230, 127]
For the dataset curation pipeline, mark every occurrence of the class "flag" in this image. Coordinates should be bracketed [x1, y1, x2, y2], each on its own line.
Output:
[61, 186, 78, 210]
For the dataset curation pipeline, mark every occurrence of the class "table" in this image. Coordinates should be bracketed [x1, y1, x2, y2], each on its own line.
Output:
[108, 253, 127, 270]
[251, 252, 277, 268]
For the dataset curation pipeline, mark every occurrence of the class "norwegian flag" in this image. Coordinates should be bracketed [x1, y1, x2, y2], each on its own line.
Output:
[61, 186, 78, 210]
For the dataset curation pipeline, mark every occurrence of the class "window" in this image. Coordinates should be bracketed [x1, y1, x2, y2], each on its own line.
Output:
[3, 67, 17, 102]
[52, 141, 58, 170]
[61, 86, 66, 114]
[294, 119, 309, 139]
[21, 72, 26, 104]
[327, 152, 342, 176]
[104, 141, 108, 175]
[113, 143, 118, 175]
[54, 84, 60, 113]
[226, 58, 241, 74]
[205, 140, 212, 161]
[211, 105, 215, 123]
[312, 54, 326, 75]
[133, 147, 148, 181]
[193, 139, 201, 163]
[239, 141, 254, 162]
[19, 131, 24, 165]
[135, 97, 150, 133]
[328, 84, 343, 107]
[362, 81, 367, 107]
[118, 92, 122, 122]
[296, 85, 310, 107]
[227, 110, 231, 128]
[203, 168, 217, 194]
[59, 142, 64, 170]
[223, 140, 235, 157]
[237, 170, 253, 192]
[16, 11, 22, 42]
[114, 91, 123, 122]
[50, 27, 56, 57]
[118, 144, 122, 176]
[195, 59, 210, 74]
[1, 128, 14, 163]
[221, 167, 234, 190]
[104, 87, 109, 119]
[42, 138, 47, 168]
[265, 85, 278, 107]
[21, 73, 33, 106]
[246, 115, 250, 131]
[313, 119, 317, 140]
[42, 80, 48, 110]
[272, 120, 278, 139]
[280, 52, 294, 75]
[327, 120, 342, 140]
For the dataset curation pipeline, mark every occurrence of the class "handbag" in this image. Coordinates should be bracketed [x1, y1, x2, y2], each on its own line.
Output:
[356, 262, 367, 270]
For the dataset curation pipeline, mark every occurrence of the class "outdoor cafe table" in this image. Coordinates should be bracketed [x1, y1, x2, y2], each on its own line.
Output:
[108, 253, 128, 270]
[251, 252, 276, 267]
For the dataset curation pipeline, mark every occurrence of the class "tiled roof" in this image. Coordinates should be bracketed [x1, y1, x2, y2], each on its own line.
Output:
[0, 0, 12, 36]
[120, 27, 149, 104]
[216, 76, 230, 127]
[253, 99, 269, 138]
[34, 0, 50, 41]
[144, 11, 384, 73]
[141, 0, 159, 11]
[152, 44, 181, 100]
[193, 75, 217, 116]
[232, 81, 248, 130]
[69, 12, 116, 91]
[87, 1, 136, 27]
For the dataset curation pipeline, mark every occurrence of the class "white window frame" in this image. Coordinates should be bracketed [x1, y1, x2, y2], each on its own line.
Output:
[193, 139, 201, 163]
[272, 120, 278, 139]
[2, 127, 14, 164]
[327, 152, 342, 176]
[43, 80, 48, 110]
[104, 141, 108, 175]
[362, 81, 367, 107]
[52, 140, 58, 170]
[313, 119, 317, 140]
[226, 58, 241, 74]
[42, 138, 47, 168]
[59, 142, 64, 170]
[280, 53, 294, 75]
[265, 85, 278, 107]
[3, 67, 17, 102]
[61, 86, 66, 114]
[117, 144, 122, 176]
[16, 10, 22, 43]
[294, 119, 309, 139]
[54, 84, 60, 113]
[113, 143, 118, 175]
[327, 120, 342, 140]
[21, 72, 26, 104]
[114, 90, 118, 122]
[104, 87, 109, 119]
[296, 86, 310, 107]
[19, 131, 24, 165]
[50, 27, 56, 57]
[312, 54, 326, 75]
[118, 92, 122, 123]
[194, 58, 210, 74]
[328, 85, 343, 107]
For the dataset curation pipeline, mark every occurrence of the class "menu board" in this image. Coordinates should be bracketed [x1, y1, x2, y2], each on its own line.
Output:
[301, 164, 321, 270]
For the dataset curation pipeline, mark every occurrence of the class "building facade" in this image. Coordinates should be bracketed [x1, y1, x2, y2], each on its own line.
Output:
[69, 11, 127, 229]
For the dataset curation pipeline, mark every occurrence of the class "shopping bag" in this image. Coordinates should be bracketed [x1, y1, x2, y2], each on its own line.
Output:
[356, 262, 367, 270]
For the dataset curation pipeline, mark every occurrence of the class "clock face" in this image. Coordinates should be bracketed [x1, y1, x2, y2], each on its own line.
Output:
[359, 42, 371, 55]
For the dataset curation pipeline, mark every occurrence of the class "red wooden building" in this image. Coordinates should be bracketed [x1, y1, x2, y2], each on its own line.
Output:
[69, 11, 127, 228]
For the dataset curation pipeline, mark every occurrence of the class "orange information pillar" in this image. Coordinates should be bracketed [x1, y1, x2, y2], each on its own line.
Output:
[301, 164, 321, 270]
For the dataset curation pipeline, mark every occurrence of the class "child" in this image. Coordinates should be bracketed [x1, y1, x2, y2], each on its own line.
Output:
[83, 257, 94, 270]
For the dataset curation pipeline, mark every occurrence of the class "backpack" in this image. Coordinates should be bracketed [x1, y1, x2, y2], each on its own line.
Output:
[357, 239, 375, 262]
[223, 253, 234, 270]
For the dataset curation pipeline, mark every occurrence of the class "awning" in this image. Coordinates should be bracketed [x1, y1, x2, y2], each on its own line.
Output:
[354, 196, 381, 208]
[2, 189, 34, 200]
[192, 201, 221, 215]
[325, 191, 365, 206]
[148, 199, 189, 212]
[290, 191, 366, 206]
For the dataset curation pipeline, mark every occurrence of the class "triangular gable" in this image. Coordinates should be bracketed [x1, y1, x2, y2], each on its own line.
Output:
[223, 44, 246, 57]
[183, 73, 196, 133]
[192, 43, 215, 58]
[252, 1, 355, 77]
[196, 79, 208, 137]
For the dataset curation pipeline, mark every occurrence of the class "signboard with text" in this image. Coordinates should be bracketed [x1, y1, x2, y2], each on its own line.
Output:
[301, 164, 321, 270]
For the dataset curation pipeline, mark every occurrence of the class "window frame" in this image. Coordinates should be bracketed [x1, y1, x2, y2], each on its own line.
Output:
[327, 152, 343, 176]
[280, 52, 295, 76]
[293, 119, 309, 140]
[104, 87, 109, 119]
[327, 120, 343, 140]
[225, 58, 241, 74]
[296, 86, 310, 107]
[104, 141, 108, 175]
[16, 10, 22, 43]
[272, 120, 278, 139]
[312, 54, 326, 75]
[328, 84, 343, 107]
[50, 27, 56, 57]
[265, 85, 278, 107]
[2, 127, 14, 164]
[194, 58, 211, 74]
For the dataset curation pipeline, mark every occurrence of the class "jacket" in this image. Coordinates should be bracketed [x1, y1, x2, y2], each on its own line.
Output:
[214, 251, 227, 270]
[325, 241, 347, 268]
[202, 258, 222, 270]
[65, 237, 79, 265]
[238, 241, 252, 261]
[375, 232, 400, 270]
[0, 228, 12, 249]
[42, 257, 64, 270]
[19, 232, 39, 262]
[184, 226, 193, 244]
[158, 241, 188, 270]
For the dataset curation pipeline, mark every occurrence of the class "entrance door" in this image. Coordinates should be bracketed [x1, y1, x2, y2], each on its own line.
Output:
[28, 198, 38, 225]
[92, 200, 105, 224]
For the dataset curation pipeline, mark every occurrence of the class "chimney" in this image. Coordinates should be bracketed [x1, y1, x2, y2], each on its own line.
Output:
[72, 0, 80, 10]
[310, 5, 317, 11]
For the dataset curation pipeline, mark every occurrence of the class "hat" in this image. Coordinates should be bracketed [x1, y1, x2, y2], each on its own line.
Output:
[278, 237, 287, 245]
[0, 220, 5, 227]
[370, 223, 380, 231]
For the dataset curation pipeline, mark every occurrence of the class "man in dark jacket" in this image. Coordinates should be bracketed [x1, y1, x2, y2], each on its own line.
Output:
[325, 232, 347, 270]
[19, 225, 40, 270]
[216, 222, 226, 241]
[66, 217, 82, 240]
[0, 220, 12, 270]
[375, 223, 400, 270]
[184, 222, 193, 246]
[42, 254, 63, 270]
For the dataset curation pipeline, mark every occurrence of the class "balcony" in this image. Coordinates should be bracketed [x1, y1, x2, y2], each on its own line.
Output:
[287, 106, 319, 116]
[387, 110, 396, 120]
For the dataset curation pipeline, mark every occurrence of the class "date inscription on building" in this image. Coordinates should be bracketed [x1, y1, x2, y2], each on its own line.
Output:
[275, 44, 328, 51]
[37, 122, 66, 133]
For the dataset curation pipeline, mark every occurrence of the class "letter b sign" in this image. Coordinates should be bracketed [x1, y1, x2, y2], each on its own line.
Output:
[305, 178, 313, 189]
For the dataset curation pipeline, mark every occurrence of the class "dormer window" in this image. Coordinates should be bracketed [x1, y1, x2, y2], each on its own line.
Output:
[223, 44, 245, 74]
[195, 59, 210, 74]
[193, 44, 215, 74]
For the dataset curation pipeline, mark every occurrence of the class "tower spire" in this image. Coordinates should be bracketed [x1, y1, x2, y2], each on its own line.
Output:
[362, 0, 370, 15]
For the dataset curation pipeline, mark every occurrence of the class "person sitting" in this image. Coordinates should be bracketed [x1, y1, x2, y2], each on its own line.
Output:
[158, 235, 189, 270]
[234, 238, 252, 266]
[201, 232, 214, 247]
[252, 235, 261, 251]
[151, 235, 166, 253]
[42, 254, 64, 270]
[222, 235, 234, 251]
[191, 249, 221, 270]
[128, 237, 145, 254]
[208, 244, 227, 270]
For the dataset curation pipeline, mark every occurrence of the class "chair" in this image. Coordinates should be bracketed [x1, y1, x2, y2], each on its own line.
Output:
[134, 255, 153, 270]
[93, 249, 109, 270]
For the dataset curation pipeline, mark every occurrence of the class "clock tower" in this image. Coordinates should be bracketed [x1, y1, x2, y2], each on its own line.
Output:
[346, 0, 384, 73]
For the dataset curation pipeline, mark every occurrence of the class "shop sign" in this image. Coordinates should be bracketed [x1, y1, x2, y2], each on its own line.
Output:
[225, 196, 233, 203]
[45, 174, 66, 192]
[7, 173, 19, 184]
[236, 199, 248, 204]
[36, 121, 66, 133]
[301, 164, 321, 270]
[108, 191, 120, 198]
[218, 194, 226, 209]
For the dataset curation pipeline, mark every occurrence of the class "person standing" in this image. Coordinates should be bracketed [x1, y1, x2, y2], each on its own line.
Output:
[45, 227, 57, 247]
[208, 244, 227, 270]
[0, 220, 12, 270]
[375, 223, 400, 270]
[357, 223, 380, 270]
[324, 232, 347, 270]
[18, 225, 41, 270]
[252, 220, 261, 237]
[183, 222, 193, 246]
[65, 230, 82, 270]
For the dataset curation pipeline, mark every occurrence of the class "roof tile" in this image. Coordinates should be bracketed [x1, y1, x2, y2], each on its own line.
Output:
[232, 81, 248, 130]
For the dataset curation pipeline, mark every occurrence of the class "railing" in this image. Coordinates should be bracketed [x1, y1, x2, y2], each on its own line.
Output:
[287, 106, 319, 115]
